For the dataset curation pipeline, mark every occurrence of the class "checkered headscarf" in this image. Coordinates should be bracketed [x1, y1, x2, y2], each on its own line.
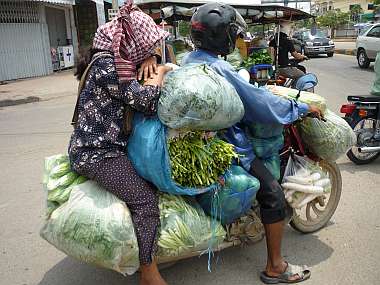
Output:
[93, 0, 169, 82]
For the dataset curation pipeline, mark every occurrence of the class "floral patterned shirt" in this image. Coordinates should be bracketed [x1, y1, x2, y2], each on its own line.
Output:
[68, 53, 160, 170]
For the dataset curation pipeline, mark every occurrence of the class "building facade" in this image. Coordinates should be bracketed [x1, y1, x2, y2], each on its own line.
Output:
[0, 0, 78, 81]
[314, 0, 373, 15]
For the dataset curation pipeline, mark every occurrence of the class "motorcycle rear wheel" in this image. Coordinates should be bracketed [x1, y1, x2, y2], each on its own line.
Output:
[289, 160, 342, 233]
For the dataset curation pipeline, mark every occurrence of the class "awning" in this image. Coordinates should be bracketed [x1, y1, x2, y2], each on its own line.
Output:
[27, 0, 75, 5]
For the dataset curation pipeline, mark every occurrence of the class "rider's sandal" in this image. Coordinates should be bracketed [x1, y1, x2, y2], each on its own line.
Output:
[259, 262, 311, 284]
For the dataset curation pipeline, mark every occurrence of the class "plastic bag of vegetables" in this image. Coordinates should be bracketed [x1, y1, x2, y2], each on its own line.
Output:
[40, 180, 140, 275]
[197, 166, 260, 225]
[43, 154, 87, 217]
[281, 154, 331, 209]
[266, 85, 327, 114]
[158, 193, 226, 258]
[298, 109, 356, 162]
[158, 64, 244, 131]
[40, 181, 226, 274]
[128, 114, 221, 196]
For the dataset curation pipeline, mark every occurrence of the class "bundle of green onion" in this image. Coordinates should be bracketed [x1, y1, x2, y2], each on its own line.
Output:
[168, 132, 238, 187]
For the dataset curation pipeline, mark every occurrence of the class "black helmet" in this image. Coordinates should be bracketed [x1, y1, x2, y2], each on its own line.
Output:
[190, 3, 247, 56]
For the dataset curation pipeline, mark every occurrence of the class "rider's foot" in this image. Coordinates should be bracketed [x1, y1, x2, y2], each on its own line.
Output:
[140, 262, 168, 285]
[265, 260, 305, 282]
[140, 275, 168, 285]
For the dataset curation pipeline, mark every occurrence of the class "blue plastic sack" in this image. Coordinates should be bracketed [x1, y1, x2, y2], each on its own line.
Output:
[250, 135, 284, 160]
[263, 155, 281, 181]
[127, 113, 219, 196]
[197, 165, 260, 225]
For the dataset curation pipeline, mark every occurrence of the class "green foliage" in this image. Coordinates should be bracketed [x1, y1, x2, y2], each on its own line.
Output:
[242, 49, 272, 68]
[178, 21, 190, 37]
[316, 10, 350, 28]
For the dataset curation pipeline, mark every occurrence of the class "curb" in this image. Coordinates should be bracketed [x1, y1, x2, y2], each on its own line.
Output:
[335, 48, 356, 56]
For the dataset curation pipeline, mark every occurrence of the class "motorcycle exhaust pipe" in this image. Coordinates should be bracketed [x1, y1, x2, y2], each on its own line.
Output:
[358, 146, 380, 153]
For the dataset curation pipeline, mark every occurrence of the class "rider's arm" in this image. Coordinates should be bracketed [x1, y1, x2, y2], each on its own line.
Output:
[212, 61, 310, 125]
[287, 38, 307, 61]
[291, 50, 307, 61]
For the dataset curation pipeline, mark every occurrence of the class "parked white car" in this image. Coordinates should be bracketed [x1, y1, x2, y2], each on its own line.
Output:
[356, 23, 380, 68]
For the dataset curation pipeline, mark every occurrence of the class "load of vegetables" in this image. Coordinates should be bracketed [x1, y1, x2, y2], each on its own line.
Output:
[158, 64, 244, 131]
[168, 131, 238, 187]
[40, 180, 140, 275]
[266, 85, 327, 114]
[43, 154, 87, 217]
[158, 193, 225, 258]
[241, 49, 272, 68]
[40, 161, 226, 275]
[298, 110, 356, 162]
[282, 154, 331, 209]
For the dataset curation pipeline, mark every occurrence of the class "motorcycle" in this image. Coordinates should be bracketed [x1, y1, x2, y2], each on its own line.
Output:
[340, 96, 380, 164]
[157, 75, 342, 266]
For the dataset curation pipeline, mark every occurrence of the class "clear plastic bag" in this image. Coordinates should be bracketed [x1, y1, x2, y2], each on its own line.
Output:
[298, 110, 356, 161]
[158, 64, 244, 131]
[281, 154, 331, 209]
[40, 180, 140, 275]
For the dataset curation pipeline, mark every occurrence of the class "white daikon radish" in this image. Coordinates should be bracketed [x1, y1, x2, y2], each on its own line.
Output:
[314, 178, 331, 188]
[296, 194, 320, 208]
[281, 183, 324, 194]
[285, 172, 321, 185]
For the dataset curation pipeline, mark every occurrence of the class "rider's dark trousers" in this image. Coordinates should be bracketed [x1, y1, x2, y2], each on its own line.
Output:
[250, 158, 287, 224]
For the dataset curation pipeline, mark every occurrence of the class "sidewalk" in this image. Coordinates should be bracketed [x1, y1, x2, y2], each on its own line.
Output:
[334, 41, 356, 56]
[0, 70, 77, 107]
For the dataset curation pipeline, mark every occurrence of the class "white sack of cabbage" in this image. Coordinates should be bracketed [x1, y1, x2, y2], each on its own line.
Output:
[298, 110, 356, 162]
[158, 64, 244, 131]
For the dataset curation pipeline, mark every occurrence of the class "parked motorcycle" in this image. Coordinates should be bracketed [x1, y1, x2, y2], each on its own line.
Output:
[340, 96, 380, 164]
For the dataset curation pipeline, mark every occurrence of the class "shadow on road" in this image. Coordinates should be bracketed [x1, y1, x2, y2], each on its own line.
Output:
[338, 159, 380, 175]
[38, 229, 334, 285]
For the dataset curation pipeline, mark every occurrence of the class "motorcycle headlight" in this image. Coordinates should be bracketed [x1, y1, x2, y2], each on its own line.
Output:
[306, 41, 313, 46]
[329, 40, 334, 45]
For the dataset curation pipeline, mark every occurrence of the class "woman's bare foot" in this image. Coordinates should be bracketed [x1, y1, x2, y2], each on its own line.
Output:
[140, 262, 168, 285]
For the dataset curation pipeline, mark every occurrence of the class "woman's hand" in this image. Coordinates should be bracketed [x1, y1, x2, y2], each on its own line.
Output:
[138, 56, 158, 81]
[308, 105, 323, 119]
[144, 65, 172, 87]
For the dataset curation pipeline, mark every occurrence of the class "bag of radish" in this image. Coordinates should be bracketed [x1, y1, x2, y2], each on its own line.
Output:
[281, 154, 331, 209]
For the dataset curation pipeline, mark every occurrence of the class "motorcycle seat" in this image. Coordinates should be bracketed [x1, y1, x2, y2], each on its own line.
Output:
[348, 95, 380, 103]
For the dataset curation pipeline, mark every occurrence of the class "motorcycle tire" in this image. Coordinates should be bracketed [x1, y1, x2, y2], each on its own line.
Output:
[289, 160, 342, 234]
[346, 116, 380, 165]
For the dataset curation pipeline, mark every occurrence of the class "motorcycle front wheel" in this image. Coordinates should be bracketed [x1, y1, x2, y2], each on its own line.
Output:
[289, 160, 342, 233]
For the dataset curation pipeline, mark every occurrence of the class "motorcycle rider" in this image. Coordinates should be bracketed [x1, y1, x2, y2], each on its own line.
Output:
[269, 21, 308, 85]
[183, 3, 322, 283]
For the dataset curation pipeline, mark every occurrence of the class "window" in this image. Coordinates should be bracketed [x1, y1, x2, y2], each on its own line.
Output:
[367, 26, 380, 38]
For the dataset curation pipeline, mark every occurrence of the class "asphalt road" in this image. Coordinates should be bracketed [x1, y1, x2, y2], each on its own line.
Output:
[1, 54, 379, 285]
